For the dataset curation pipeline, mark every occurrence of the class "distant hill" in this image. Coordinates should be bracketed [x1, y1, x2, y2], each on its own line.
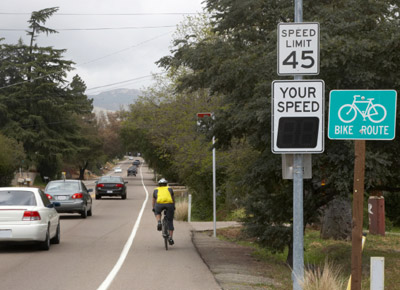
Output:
[88, 88, 142, 111]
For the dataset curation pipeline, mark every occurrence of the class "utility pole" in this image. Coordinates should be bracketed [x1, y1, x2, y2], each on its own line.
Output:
[351, 140, 366, 290]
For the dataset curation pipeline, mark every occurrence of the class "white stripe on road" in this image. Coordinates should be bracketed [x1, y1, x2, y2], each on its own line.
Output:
[97, 165, 149, 290]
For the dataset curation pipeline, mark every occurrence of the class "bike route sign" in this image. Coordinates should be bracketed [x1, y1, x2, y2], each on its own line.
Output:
[328, 90, 397, 140]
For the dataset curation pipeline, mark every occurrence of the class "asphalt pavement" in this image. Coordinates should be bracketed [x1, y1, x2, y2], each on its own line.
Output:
[1, 158, 270, 290]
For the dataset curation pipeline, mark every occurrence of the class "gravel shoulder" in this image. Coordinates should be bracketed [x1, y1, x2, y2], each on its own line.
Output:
[190, 222, 282, 290]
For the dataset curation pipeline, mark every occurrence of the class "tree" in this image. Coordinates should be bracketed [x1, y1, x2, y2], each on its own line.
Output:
[69, 112, 104, 180]
[158, 0, 400, 264]
[0, 134, 25, 186]
[0, 8, 93, 179]
[66, 75, 103, 180]
[98, 111, 125, 159]
[26, 7, 59, 78]
[120, 70, 256, 220]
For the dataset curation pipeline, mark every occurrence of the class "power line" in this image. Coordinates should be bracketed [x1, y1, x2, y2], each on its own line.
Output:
[0, 25, 176, 31]
[0, 32, 169, 91]
[78, 31, 172, 67]
[0, 73, 158, 93]
[0, 12, 199, 16]
[0, 76, 48, 91]
[86, 74, 158, 91]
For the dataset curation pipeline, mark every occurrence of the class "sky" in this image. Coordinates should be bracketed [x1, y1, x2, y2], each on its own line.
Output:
[0, 0, 205, 95]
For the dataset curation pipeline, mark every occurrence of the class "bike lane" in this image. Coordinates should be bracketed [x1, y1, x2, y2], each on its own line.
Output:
[106, 164, 221, 290]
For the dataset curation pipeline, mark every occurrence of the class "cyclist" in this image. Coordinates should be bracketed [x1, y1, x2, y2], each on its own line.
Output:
[152, 178, 175, 245]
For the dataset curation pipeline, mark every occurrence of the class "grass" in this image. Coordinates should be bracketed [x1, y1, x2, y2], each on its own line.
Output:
[388, 226, 400, 233]
[301, 260, 346, 290]
[174, 199, 188, 221]
[216, 227, 400, 289]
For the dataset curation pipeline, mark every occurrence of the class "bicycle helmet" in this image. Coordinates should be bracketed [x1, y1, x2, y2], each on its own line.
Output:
[158, 178, 168, 185]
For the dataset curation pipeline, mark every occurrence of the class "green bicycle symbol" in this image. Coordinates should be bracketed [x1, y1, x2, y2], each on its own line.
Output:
[338, 95, 387, 123]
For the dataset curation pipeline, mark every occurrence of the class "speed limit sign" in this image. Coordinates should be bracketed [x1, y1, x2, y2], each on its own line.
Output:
[278, 22, 319, 75]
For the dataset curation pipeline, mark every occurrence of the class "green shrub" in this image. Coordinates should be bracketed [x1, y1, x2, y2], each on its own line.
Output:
[227, 208, 246, 221]
[384, 191, 400, 226]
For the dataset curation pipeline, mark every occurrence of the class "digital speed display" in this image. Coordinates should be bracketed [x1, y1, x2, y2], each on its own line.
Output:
[277, 117, 319, 148]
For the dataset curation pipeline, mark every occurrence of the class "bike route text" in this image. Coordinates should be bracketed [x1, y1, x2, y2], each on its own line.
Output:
[335, 125, 390, 136]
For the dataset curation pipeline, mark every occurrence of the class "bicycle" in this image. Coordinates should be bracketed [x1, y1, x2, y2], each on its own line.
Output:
[338, 95, 387, 123]
[161, 209, 170, 251]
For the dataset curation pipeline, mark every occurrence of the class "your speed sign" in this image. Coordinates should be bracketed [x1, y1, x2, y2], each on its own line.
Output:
[278, 22, 319, 75]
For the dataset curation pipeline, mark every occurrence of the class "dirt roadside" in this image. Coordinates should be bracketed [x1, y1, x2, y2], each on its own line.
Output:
[190, 223, 283, 290]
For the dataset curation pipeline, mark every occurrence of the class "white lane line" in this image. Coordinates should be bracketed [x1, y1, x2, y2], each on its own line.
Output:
[97, 166, 149, 290]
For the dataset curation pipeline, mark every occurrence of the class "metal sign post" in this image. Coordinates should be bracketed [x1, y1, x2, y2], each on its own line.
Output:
[274, 1, 322, 288]
[293, 2, 303, 289]
[293, 152, 304, 290]
[212, 136, 217, 238]
[197, 112, 217, 238]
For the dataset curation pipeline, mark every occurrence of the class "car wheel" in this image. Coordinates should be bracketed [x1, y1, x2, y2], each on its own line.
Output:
[87, 205, 93, 217]
[121, 194, 127, 200]
[96, 195, 101, 200]
[81, 206, 88, 218]
[40, 227, 51, 251]
[51, 223, 61, 244]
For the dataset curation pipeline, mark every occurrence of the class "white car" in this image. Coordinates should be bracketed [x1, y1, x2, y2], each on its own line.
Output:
[0, 187, 60, 250]
[114, 167, 122, 173]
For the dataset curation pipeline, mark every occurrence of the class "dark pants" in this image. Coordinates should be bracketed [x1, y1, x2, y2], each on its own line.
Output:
[154, 203, 175, 230]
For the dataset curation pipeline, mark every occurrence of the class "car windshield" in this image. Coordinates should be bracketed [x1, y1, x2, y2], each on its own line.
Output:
[99, 177, 123, 183]
[0, 190, 37, 206]
[45, 182, 80, 193]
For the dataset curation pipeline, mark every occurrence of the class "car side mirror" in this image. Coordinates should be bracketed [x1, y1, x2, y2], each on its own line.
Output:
[125, 181, 128, 184]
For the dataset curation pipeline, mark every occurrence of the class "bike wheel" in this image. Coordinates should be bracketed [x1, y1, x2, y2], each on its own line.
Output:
[162, 218, 169, 251]
[164, 236, 168, 250]
[368, 104, 387, 123]
[338, 104, 357, 123]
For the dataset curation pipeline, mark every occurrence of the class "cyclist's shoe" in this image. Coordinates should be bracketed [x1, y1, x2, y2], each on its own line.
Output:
[168, 238, 174, 245]
[157, 221, 162, 231]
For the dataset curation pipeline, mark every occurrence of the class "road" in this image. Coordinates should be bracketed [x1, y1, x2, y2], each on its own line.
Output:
[0, 159, 220, 290]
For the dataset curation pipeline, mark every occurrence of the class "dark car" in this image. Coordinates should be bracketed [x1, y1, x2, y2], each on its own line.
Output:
[127, 166, 137, 176]
[44, 180, 93, 218]
[95, 176, 128, 200]
[132, 160, 141, 167]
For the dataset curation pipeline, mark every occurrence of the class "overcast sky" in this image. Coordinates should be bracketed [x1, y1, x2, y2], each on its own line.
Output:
[0, 0, 205, 95]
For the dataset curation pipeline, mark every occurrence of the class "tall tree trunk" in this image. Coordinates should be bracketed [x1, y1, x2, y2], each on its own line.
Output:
[79, 161, 89, 180]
